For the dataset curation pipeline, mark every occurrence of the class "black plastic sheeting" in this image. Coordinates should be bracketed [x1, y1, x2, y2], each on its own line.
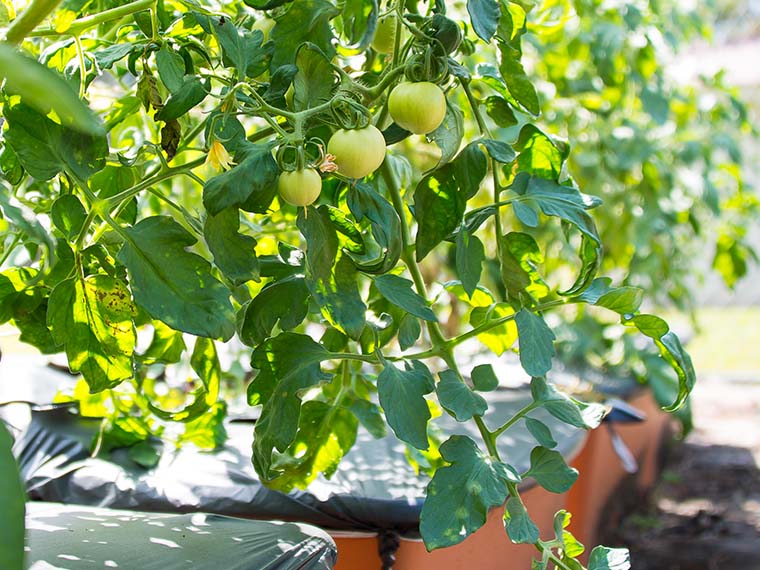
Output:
[25, 502, 337, 570]
[7, 394, 585, 536]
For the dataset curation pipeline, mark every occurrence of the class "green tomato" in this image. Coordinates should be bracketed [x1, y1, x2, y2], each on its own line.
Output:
[278, 168, 322, 207]
[327, 124, 387, 179]
[388, 82, 447, 134]
[371, 15, 398, 54]
[252, 16, 275, 42]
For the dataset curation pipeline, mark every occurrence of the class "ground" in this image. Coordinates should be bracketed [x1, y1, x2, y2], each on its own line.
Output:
[601, 308, 760, 569]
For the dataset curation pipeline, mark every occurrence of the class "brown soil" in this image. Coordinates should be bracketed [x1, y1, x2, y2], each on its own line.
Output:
[600, 373, 760, 569]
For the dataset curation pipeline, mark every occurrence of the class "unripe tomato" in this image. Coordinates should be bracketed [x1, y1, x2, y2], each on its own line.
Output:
[372, 16, 398, 54]
[278, 168, 322, 207]
[327, 124, 386, 179]
[252, 16, 275, 42]
[388, 82, 447, 134]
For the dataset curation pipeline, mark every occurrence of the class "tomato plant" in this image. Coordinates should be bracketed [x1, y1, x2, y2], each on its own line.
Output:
[0, 0, 719, 568]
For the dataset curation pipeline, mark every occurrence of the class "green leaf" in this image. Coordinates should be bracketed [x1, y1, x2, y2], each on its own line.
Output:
[154, 75, 208, 122]
[427, 102, 465, 167]
[525, 446, 578, 493]
[3, 102, 107, 181]
[420, 435, 519, 550]
[204, 143, 279, 216]
[93, 43, 139, 70]
[269, 0, 340, 69]
[0, 44, 103, 135]
[485, 95, 517, 127]
[204, 207, 259, 285]
[155, 45, 185, 93]
[148, 337, 221, 422]
[265, 400, 358, 491]
[298, 206, 338, 281]
[498, 43, 539, 115]
[515, 309, 556, 378]
[588, 547, 631, 570]
[293, 42, 337, 111]
[525, 418, 557, 448]
[456, 229, 485, 299]
[0, 422, 24, 570]
[239, 276, 310, 346]
[47, 275, 136, 392]
[469, 303, 518, 356]
[374, 274, 437, 322]
[377, 360, 435, 450]
[178, 402, 228, 450]
[348, 397, 387, 439]
[308, 254, 367, 339]
[499, 232, 549, 299]
[595, 287, 644, 315]
[339, 0, 378, 51]
[504, 497, 540, 544]
[514, 125, 567, 180]
[471, 363, 499, 391]
[467, 0, 500, 42]
[480, 138, 516, 163]
[628, 321, 695, 412]
[213, 15, 272, 79]
[398, 313, 421, 350]
[630, 314, 669, 338]
[51, 194, 87, 239]
[346, 182, 403, 274]
[142, 321, 186, 364]
[530, 377, 605, 430]
[437, 369, 488, 421]
[249, 333, 333, 479]
[414, 167, 466, 261]
[117, 216, 236, 341]
[129, 441, 161, 468]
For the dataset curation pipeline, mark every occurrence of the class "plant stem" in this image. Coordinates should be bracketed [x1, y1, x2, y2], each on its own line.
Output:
[493, 402, 539, 437]
[27, 0, 154, 37]
[4, 0, 63, 44]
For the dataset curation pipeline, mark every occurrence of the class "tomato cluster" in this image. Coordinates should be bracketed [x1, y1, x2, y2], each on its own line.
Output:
[275, 15, 449, 208]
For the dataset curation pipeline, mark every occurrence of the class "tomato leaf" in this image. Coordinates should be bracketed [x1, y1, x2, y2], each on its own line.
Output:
[117, 216, 236, 341]
[504, 497, 540, 544]
[347, 182, 403, 274]
[514, 125, 568, 180]
[377, 360, 435, 449]
[51, 195, 87, 240]
[530, 377, 606, 429]
[420, 435, 519, 550]
[203, 143, 279, 215]
[269, 0, 340, 69]
[249, 333, 333, 479]
[437, 369, 488, 421]
[213, 16, 272, 79]
[525, 418, 558, 449]
[588, 547, 631, 570]
[239, 276, 310, 346]
[456, 228, 485, 299]
[0, 423, 24, 570]
[515, 309, 556, 378]
[142, 321, 186, 365]
[427, 101, 464, 167]
[0, 44, 103, 135]
[47, 275, 136, 392]
[467, 0, 500, 42]
[293, 42, 338, 111]
[374, 273, 437, 322]
[499, 232, 549, 300]
[3, 102, 107, 181]
[339, 0, 378, 52]
[414, 167, 466, 261]
[525, 446, 578, 493]
[471, 363, 499, 391]
[204, 207, 259, 285]
[154, 76, 208, 121]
